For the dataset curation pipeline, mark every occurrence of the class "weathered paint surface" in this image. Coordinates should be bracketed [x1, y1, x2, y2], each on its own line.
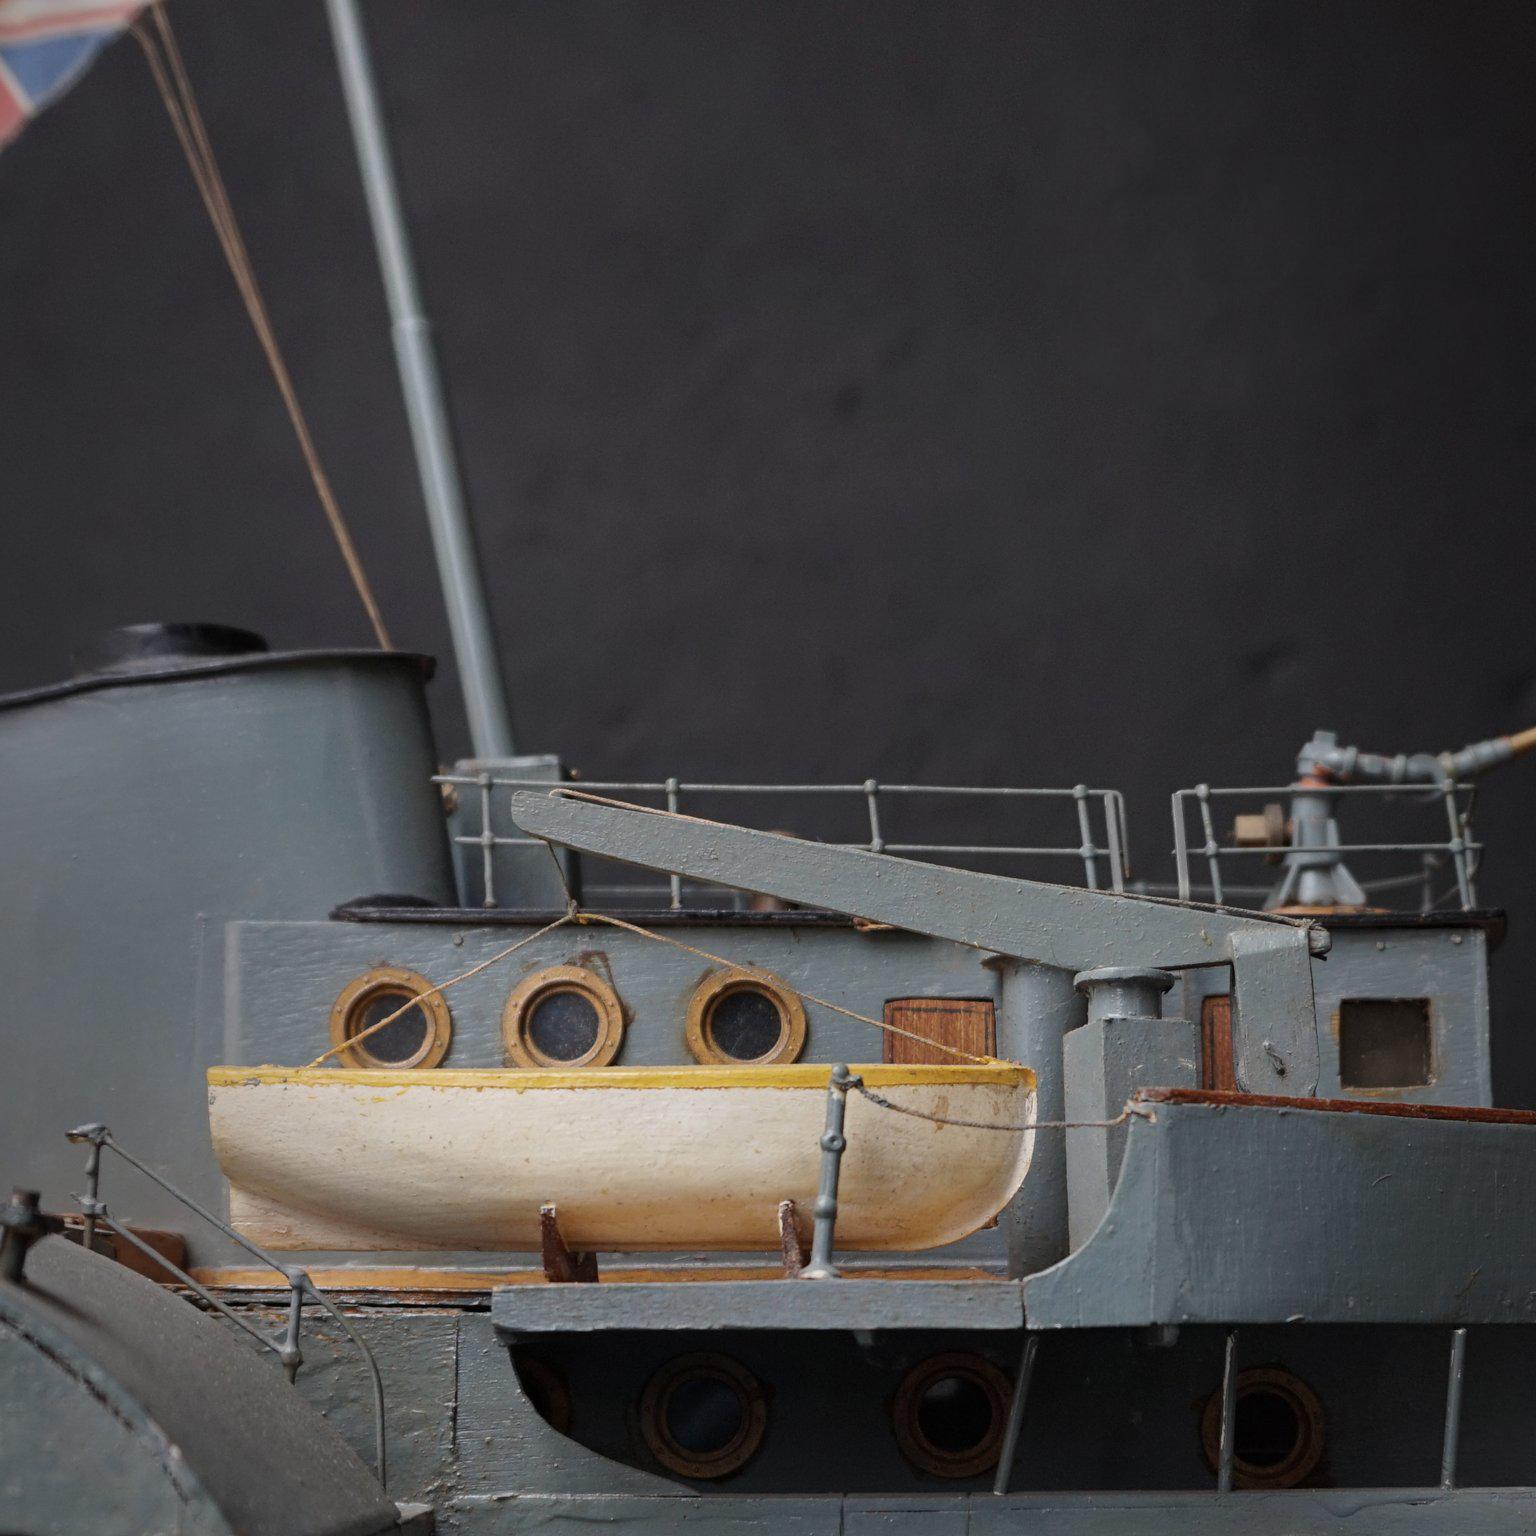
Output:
[490, 1277, 1025, 1333]
[1175, 920, 1494, 1107]
[209, 1065, 1034, 1251]
[0, 1322, 219, 1536]
[239, 1308, 460, 1511]
[446, 1488, 1536, 1534]
[1029, 1096, 1536, 1326]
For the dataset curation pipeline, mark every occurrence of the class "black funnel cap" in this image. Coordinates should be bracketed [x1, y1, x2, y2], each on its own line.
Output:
[72, 622, 270, 678]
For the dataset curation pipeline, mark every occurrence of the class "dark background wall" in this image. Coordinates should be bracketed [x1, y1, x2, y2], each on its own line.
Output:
[2, 3, 1533, 1087]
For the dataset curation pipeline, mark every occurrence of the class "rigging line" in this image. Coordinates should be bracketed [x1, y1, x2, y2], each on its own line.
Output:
[571, 909, 1001, 1066]
[526, 825, 989, 1064]
[852, 1081, 1152, 1135]
[302, 912, 576, 1067]
[131, 5, 393, 651]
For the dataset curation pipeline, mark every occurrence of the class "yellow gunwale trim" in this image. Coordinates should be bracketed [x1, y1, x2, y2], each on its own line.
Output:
[207, 1062, 1033, 1092]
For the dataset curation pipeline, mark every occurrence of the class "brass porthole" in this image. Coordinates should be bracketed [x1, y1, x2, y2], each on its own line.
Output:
[893, 1352, 1012, 1479]
[328, 966, 452, 1069]
[685, 968, 807, 1065]
[640, 1352, 767, 1479]
[1200, 1367, 1326, 1490]
[503, 964, 626, 1068]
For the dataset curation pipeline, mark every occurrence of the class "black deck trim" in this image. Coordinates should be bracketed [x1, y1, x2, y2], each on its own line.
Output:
[332, 903, 859, 927]
[0, 648, 435, 712]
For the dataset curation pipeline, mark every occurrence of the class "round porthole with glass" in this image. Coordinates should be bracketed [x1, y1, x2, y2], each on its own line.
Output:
[503, 964, 626, 1068]
[328, 966, 452, 1069]
[1200, 1367, 1325, 1490]
[640, 1352, 767, 1479]
[893, 1353, 1012, 1479]
[685, 968, 807, 1065]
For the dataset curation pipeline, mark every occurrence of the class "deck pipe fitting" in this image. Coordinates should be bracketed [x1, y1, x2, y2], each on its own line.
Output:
[1073, 966, 1176, 1025]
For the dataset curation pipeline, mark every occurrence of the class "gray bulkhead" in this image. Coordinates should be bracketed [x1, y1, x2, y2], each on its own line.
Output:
[1173, 915, 1496, 1107]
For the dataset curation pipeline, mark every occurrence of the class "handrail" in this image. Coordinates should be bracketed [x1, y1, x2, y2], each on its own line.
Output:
[438, 774, 1131, 909]
[1171, 780, 1480, 911]
[65, 1123, 387, 1487]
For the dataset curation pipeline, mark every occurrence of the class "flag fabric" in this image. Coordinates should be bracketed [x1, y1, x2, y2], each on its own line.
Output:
[0, 0, 146, 149]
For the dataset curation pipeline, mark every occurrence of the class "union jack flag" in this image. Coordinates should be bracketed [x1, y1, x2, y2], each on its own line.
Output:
[0, 0, 146, 149]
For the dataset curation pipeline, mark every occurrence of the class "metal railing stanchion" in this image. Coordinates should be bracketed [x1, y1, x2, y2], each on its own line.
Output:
[799, 1064, 860, 1280]
[1216, 1329, 1239, 1493]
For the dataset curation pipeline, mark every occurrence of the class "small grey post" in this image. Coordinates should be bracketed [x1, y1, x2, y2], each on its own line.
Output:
[1441, 1327, 1468, 1490]
[278, 1271, 307, 1384]
[800, 1064, 860, 1280]
[992, 1333, 1040, 1496]
[324, 0, 516, 760]
[1216, 1329, 1239, 1493]
[71, 1121, 106, 1254]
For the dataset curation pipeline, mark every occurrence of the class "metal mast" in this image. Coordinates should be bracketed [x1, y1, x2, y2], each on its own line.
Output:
[324, 0, 516, 759]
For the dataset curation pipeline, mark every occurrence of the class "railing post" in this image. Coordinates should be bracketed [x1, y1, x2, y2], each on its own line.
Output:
[1216, 1329, 1239, 1493]
[800, 1064, 860, 1280]
[1172, 791, 1193, 903]
[1073, 784, 1099, 889]
[1104, 792, 1126, 893]
[666, 778, 682, 909]
[1442, 783, 1474, 909]
[864, 780, 884, 854]
[1196, 784, 1224, 906]
[478, 770, 496, 909]
[77, 1124, 105, 1254]
[991, 1333, 1040, 1496]
[1441, 1326, 1468, 1490]
[279, 1270, 307, 1383]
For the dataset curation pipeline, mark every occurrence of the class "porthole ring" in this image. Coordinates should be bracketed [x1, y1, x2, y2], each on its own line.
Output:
[639, 1352, 768, 1479]
[893, 1352, 1012, 1479]
[685, 967, 807, 1065]
[1200, 1366, 1326, 1490]
[328, 966, 452, 1069]
[503, 964, 626, 1069]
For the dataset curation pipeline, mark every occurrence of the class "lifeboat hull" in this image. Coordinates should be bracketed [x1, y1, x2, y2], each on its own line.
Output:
[206, 1063, 1036, 1252]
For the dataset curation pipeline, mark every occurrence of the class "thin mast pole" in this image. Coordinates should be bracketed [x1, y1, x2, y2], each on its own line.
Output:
[323, 0, 515, 759]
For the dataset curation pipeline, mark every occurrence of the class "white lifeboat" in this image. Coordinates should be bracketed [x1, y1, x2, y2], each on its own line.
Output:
[206, 1062, 1035, 1252]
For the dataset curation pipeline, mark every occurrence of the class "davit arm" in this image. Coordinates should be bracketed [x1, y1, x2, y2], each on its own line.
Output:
[510, 790, 1328, 1095]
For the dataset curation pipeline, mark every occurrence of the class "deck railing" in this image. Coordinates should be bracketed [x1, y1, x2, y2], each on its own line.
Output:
[64, 1123, 387, 1486]
[1170, 779, 1481, 911]
[436, 774, 1130, 909]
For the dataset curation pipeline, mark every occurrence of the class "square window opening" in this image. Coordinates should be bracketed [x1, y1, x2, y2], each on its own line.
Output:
[1338, 998, 1432, 1089]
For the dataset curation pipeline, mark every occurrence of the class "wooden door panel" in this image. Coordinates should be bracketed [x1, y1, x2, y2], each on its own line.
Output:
[883, 998, 996, 1065]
